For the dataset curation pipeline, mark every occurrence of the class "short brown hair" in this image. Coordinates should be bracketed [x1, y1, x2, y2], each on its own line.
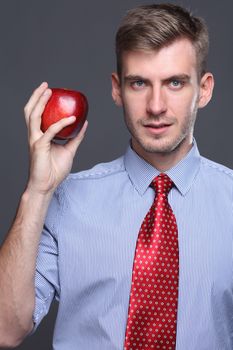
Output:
[115, 3, 209, 80]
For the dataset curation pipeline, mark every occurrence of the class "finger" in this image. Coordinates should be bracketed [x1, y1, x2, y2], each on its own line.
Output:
[29, 88, 52, 141]
[24, 82, 48, 126]
[64, 120, 88, 156]
[42, 116, 78, 144]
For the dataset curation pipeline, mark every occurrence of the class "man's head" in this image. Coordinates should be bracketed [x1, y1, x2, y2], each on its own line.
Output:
[112, 3, 214, 170]
[115, 3, 209, 82]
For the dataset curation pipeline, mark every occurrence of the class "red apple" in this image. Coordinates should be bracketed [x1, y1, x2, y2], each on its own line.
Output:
[41, 88, 88, 140]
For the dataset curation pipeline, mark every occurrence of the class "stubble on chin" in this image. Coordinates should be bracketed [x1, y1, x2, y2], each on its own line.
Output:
[126, 113, 196, 156]
[132, 135, 185, 155]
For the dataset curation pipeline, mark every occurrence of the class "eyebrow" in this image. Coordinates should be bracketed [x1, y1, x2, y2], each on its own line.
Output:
[124, 75, 149, 83]
[123, 74, 191, 84]
[164, 74, 191, 83]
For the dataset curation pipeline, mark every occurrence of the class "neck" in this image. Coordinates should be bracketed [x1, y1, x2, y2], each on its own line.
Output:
[132, 138, 193, 172]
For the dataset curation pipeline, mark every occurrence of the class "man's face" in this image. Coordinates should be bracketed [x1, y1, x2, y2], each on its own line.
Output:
[112, 38, 213, 164]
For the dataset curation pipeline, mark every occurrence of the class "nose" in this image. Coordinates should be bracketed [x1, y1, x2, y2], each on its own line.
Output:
[147, 86, 167, 116]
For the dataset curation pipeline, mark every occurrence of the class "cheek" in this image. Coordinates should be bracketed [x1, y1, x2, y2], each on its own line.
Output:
[168, 90, 199, 116]
[122, 92, 146, 116]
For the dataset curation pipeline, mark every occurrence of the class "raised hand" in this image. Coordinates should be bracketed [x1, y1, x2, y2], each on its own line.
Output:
[24, 82, 88, 195]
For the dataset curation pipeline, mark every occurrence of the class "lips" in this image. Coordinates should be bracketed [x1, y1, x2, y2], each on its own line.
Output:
[145, 122, 171, 128]
[144, 122, 172, 135]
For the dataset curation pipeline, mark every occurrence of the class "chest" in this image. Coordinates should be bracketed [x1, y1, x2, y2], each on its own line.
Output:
[58, 190, 233, 296]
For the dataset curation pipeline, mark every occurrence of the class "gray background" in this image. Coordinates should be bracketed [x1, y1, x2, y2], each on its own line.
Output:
[0, 0, 232, 348]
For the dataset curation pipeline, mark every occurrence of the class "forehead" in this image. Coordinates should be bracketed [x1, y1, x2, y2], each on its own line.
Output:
[121, 38, 197, 78]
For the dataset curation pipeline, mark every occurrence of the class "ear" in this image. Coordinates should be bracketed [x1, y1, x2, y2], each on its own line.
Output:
[111, 72, 123, 106]
[198, 72, 214, 108]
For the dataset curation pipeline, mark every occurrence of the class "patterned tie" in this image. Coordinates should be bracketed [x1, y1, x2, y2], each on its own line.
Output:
[124, 173, 179, 350]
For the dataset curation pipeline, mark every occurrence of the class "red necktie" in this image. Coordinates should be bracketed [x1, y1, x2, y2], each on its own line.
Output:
[124, 173, 179, 350]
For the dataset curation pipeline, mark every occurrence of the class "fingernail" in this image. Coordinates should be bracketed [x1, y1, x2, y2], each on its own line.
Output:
[43, 89, 51, 96]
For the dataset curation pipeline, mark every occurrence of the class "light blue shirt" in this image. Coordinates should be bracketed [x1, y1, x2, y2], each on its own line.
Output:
[33, 140, 233, 350]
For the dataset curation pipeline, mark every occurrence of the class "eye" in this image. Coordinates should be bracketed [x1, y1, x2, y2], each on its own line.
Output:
[169, 79, 184, 89]
[131, 80, 145, 89]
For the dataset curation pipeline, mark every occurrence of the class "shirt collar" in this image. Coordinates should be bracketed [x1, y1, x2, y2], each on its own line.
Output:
[124, 139, 201, 196]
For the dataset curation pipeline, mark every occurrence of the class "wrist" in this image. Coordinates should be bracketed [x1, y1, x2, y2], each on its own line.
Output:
[23, 185, 54, 203]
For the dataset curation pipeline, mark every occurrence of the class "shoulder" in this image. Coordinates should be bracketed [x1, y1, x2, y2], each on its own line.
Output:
[47, 156, 126, 222]
[200, 156, 233, 179]
[66, 156, 125, 182]
[54, 156, 127, 201]
[199, 156, 233, 195]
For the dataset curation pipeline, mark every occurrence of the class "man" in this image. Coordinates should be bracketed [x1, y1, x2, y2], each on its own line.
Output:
[0, 3, 231, 350]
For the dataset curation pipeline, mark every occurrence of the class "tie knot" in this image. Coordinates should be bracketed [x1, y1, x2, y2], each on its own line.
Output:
[152, 173, 173, 196]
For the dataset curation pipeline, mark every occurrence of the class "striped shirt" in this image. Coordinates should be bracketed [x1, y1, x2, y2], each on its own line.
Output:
[33, 140, 233, 350]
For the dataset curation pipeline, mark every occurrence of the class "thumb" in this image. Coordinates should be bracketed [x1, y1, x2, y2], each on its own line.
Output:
[64, 120, 88, 156]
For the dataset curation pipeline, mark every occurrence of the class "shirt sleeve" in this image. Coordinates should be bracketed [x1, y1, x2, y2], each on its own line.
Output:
[31, 189, 62, 332]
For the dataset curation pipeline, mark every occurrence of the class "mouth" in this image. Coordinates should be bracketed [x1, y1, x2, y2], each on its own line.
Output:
[144, 122, 172, 135]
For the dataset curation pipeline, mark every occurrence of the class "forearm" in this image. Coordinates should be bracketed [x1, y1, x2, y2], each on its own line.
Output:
[0, 187, 53, 347]
[0, 82, 87, 348]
